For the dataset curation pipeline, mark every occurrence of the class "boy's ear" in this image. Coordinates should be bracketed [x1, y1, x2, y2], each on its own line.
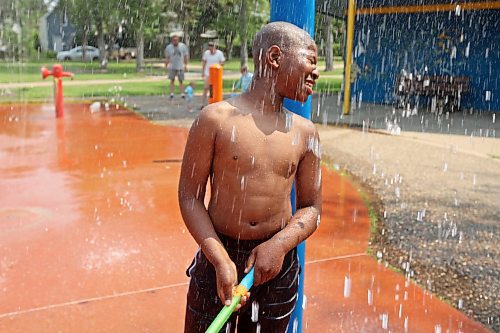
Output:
[266, 45, 282, 69]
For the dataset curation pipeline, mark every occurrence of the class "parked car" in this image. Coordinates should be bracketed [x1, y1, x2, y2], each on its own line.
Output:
[56, 46, 100, 61]
[110, 46, 136, 60]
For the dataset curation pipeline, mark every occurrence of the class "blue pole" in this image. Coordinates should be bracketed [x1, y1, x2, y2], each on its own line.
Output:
[270, 1, 315, 332]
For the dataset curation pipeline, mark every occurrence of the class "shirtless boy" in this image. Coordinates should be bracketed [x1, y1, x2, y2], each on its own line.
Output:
[178, 22, 321, 333]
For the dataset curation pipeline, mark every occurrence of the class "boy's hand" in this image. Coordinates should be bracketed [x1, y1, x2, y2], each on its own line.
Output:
[215, 259, 238, 306]
[245, 241, 286, 286]
[234, 290, 251, 312]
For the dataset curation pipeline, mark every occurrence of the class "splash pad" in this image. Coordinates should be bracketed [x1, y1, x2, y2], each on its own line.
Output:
[0, 103, 490, 332]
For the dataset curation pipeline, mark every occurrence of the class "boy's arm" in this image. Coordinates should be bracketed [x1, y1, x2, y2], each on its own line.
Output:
[178, 108, 238, 305]
[246, 126, 322, 285]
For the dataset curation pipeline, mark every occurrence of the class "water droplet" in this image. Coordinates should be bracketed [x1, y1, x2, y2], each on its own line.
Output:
[434, 324, 442, 333]
[240, 176, 246, 191]
[368, 289, 373, 305]
[343, 276, 351, 298]
[231, 126, 236, 142]
[292, 318, 299, 333]
[381, 312, 389, 329]
[284, 111, 293, 132]
[251, 301, 259, 322]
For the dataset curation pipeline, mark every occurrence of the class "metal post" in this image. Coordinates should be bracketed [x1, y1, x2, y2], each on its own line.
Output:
[270, 1, 315, 332]
[343, 0, 356, 115]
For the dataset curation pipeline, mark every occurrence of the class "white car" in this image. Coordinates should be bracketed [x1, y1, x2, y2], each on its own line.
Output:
[56, 46, 100, 61]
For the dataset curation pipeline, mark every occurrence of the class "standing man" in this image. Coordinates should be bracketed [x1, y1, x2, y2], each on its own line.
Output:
[165, 34, 189, 101]
[201, 41, 225, 107]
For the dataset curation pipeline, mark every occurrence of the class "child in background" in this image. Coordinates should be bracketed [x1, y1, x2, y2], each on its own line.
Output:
[232, 65, 254, 96]
[184, 82, 195, 112]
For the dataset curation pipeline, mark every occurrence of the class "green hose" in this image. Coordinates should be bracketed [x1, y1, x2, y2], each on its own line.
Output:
[205, 295, 242, 333]
[205, 268, 255, 333]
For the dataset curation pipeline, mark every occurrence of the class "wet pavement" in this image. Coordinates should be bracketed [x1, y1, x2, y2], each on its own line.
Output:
[311, 93, 499, 138]
[0, 103, 491, 332]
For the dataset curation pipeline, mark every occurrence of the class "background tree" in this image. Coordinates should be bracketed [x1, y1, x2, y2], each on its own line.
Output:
[316, 13, 345, 70]
[239, 0, 249, 66]
[57, 0, 121, 68]
[122, 0, 163, 72]
[57, 0, 93, 60]
[214, 0, 240, 60]
[93, 0, 120, 69]
[323, 14, 334, 71]
[0, 0, 48, 59]
[243, 0, 269, 65]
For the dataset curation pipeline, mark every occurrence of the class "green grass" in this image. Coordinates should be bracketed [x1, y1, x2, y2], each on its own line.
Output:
[0, 58, 345, 82]
[0, 59, 153, 83]
[1, 76, 342, 102]
[0, 58, 343, 102]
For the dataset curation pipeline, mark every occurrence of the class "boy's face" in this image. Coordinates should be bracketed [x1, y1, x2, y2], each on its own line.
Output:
[276, 41, 319, 103]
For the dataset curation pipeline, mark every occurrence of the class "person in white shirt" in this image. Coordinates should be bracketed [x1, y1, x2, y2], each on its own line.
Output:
[201, 41, 225, 106]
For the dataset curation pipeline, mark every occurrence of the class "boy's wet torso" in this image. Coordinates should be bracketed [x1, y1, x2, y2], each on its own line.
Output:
[208, 101, 311, 241]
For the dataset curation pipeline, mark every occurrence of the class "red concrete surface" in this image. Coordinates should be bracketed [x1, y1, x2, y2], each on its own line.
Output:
[0, 104, 490, 332]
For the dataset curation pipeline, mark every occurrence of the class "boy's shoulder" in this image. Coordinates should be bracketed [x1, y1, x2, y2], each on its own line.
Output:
[287, 110, 317, 135]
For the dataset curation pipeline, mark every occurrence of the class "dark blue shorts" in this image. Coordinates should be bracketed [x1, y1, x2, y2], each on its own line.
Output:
[184, 233, 300, 333]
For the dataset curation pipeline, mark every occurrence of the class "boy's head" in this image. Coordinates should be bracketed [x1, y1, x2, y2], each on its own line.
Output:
[252, 21, 319, 102]
[240, 65, 248, 75]
[189, 82, 195, 88]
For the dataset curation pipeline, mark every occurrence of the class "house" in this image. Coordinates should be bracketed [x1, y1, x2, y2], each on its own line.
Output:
[39, 10, 76, 52]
